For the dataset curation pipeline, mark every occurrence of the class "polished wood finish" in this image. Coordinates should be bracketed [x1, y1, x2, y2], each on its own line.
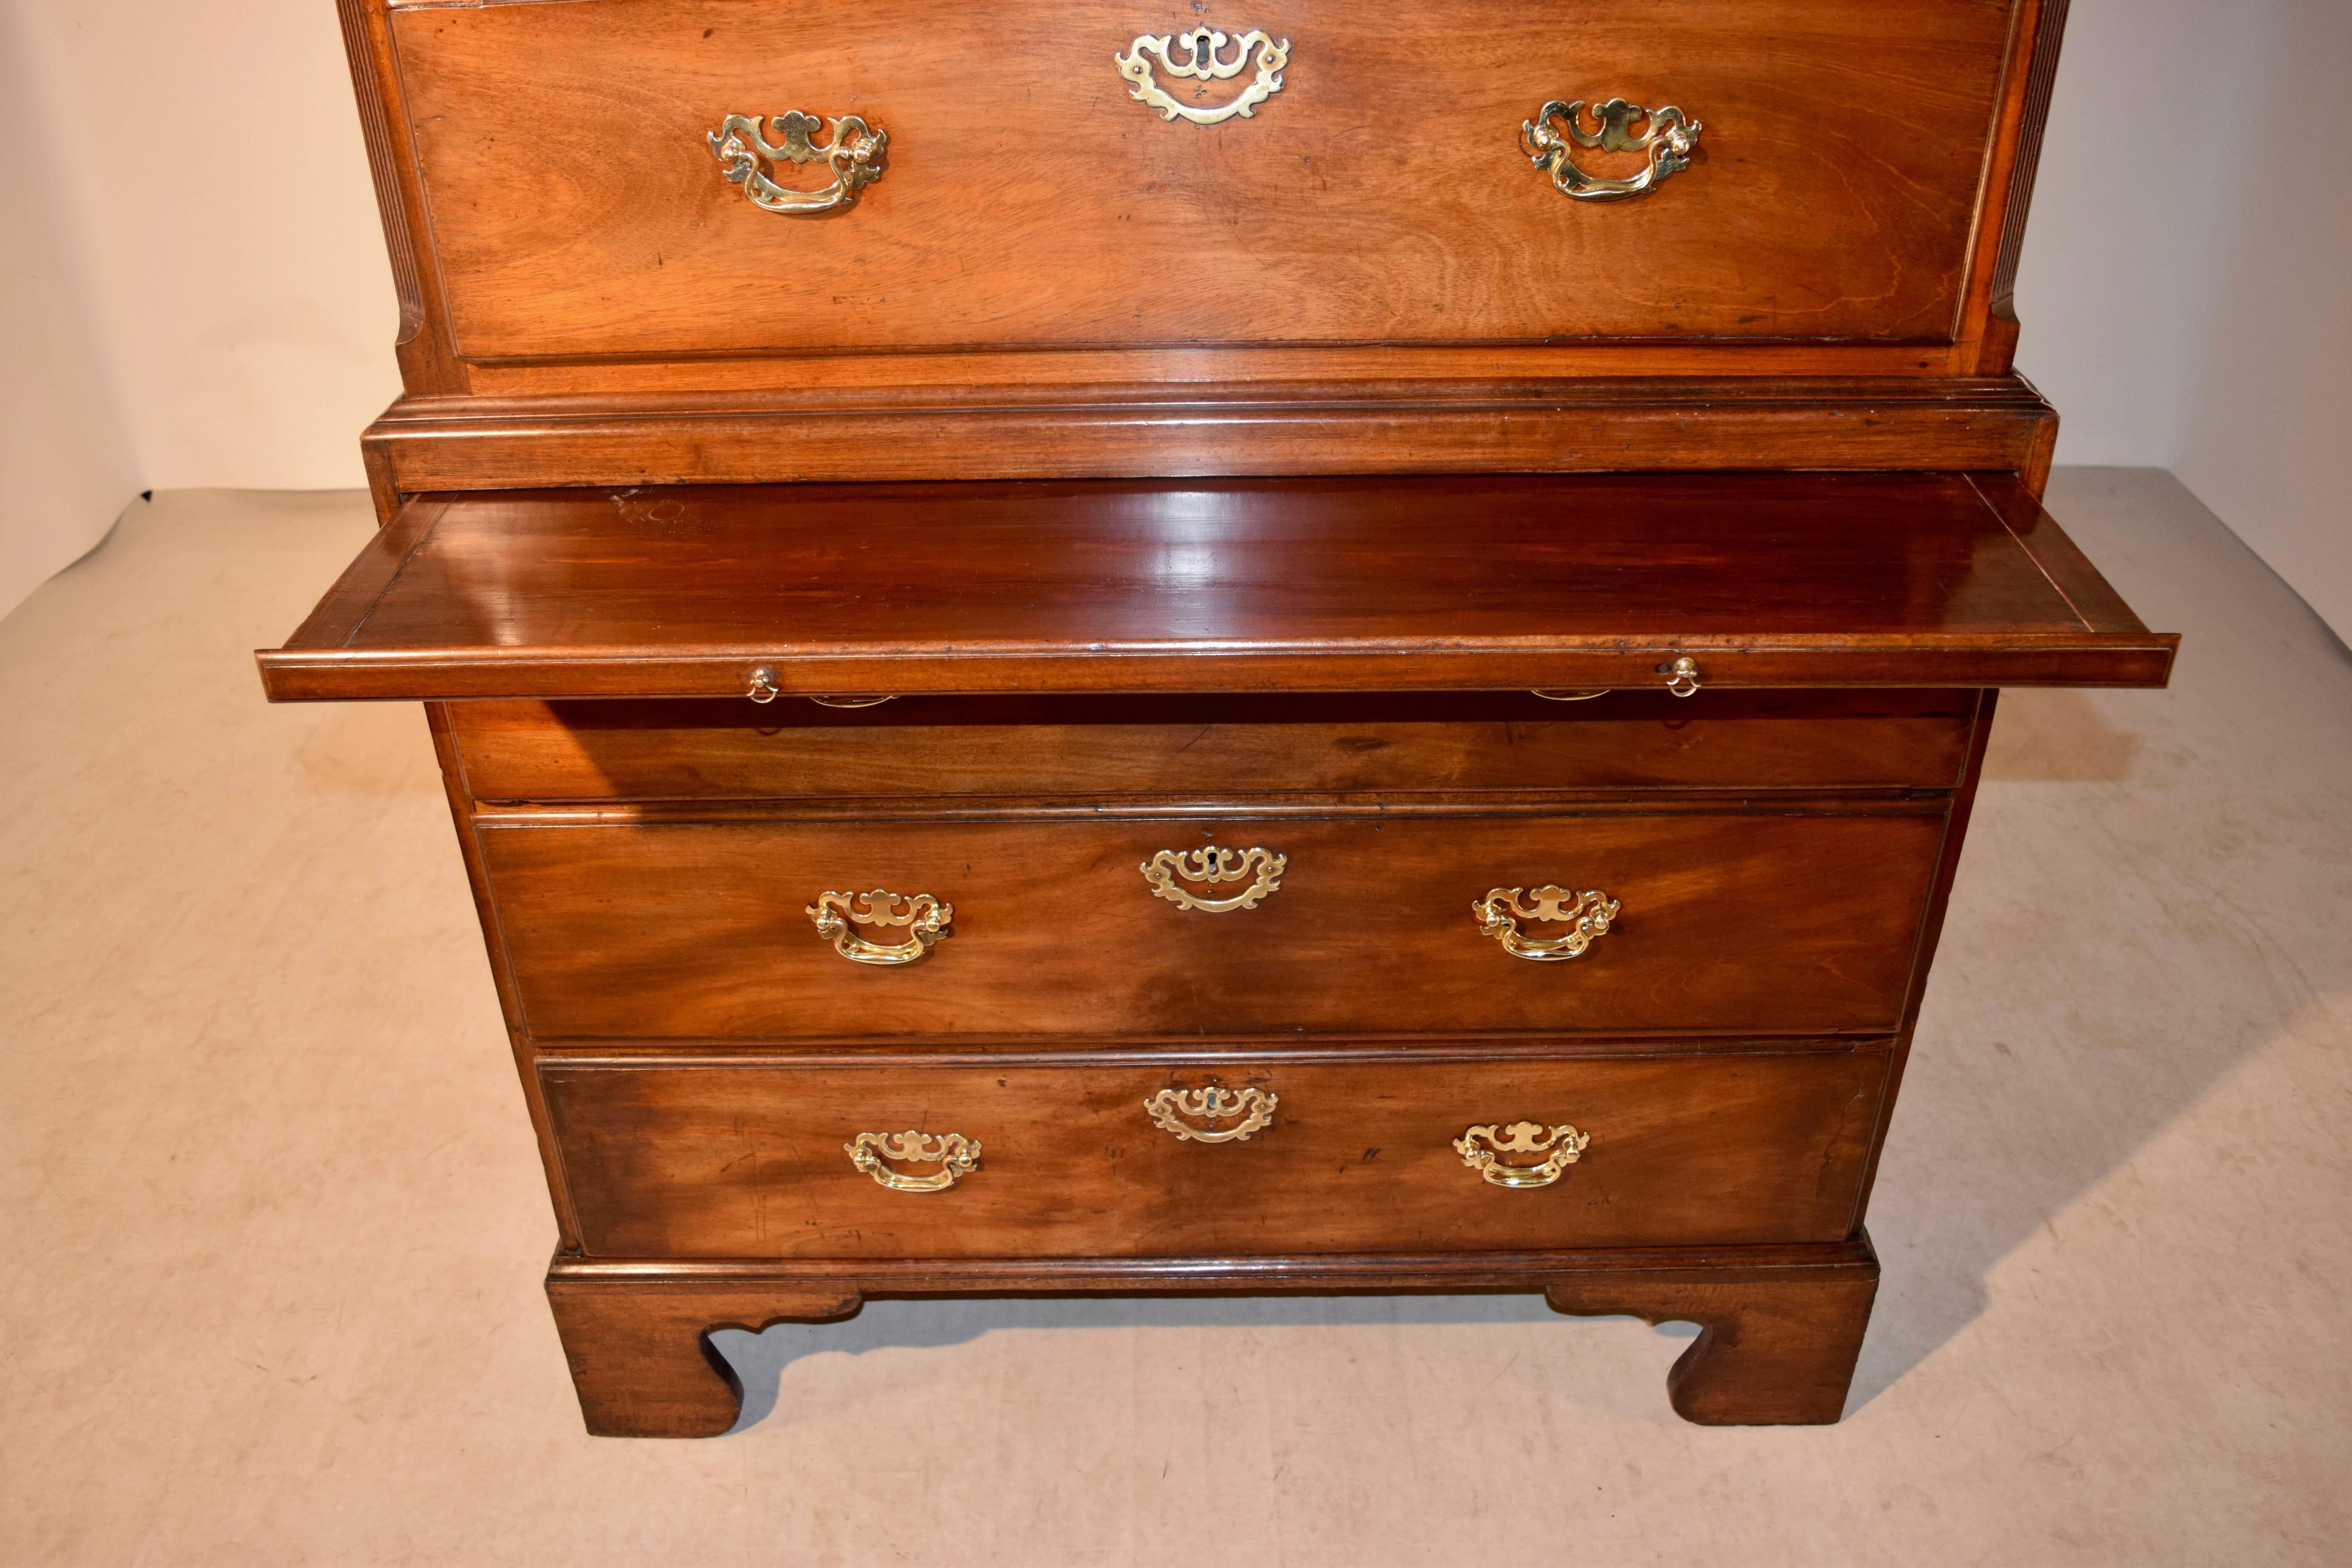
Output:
[1985, 0, 2073, 370]
[1845, 688, 2000, 1225]
[483, 810, 1944, 1040]
[423, 702, 584, 1249]
[343, 5, 2060, 385]
[270, 0, 2150, 1431]
[330, 0, 2074, 499]
[1968, 470, 2156, 636]
[446, 689, 1978, 803]
[544, 1275, 861, 1438]
[258, 472, 2174, 702]
[1544, 1249, 1880, 1425]
[356, 376, 2065, 511]
[544, 1237, 1880, 1436]
[542, 1045, 1890, 1258]
[336, 0, 422, 350]
[393, 0, 2009, 358]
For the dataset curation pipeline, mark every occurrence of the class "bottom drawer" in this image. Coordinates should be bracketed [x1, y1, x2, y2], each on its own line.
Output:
[542, 1047, 1889, 1259]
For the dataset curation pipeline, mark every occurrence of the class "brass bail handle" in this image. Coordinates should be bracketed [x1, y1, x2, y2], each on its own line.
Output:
[1473, 886, 1620, 962]
[1454, 1121, 1592, 1189]
[844, 1130, 981, 1192]
[709, 110, 887, 213]
[1523, 97, 1702, 201]
[1534, 659, 1699, 700]
[747, 670, 897, 708]
[807, 889, 953, 964]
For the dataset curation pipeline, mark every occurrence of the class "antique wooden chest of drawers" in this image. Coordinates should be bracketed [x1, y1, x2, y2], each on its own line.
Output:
[264, 0, 2171, 1432]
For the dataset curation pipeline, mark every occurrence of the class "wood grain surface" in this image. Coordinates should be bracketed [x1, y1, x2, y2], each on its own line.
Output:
[446, 689, 1978, 802]
[283, 0, 2117, 1436]
[1546, 1254, 1880, 1424]
[541, 1236, 1881, 1434]
[479, 809, 1945, 1039]
[354, 374, 2065, 503]
[389, 0, 2013, 359]
[257, 472, 2176, 701]
[540, 1045, 1892, 1258]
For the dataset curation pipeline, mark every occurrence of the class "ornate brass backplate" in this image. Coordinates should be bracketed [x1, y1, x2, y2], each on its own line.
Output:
[806, 889, 953, 964]
[708, 111, 887, 212]
[1144, 1085, 1279, 1143]
[844, 1130, 982, 1192]
[1472, 886, 1620, 962]
[1114, 27, 1290, 125]
[1522, 98, 1702, 201]
[1453, 1122, 1592, 1189]
[1140, 846, 1287, 912]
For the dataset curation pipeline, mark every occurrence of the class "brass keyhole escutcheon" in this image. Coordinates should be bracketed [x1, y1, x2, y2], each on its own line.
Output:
[1140, 845, 1287, 912]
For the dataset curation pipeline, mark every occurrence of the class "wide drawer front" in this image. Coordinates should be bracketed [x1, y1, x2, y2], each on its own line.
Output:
[449, 690, 1977, 803]
[390, 0, 2016, 359]
[484, 811, 1943, 1039]
[542, 1047, 1891, 1258]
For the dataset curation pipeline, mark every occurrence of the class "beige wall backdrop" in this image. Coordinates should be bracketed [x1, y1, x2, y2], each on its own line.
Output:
[2, 0, 2345, 632]
[1, 0, 397, 616]
[2012, 0, 2351, 641]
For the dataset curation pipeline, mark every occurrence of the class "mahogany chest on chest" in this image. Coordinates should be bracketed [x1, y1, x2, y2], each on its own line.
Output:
[265, 0, 2172, 1432]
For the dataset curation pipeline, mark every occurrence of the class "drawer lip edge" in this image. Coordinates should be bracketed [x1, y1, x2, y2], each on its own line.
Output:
[533, 1037, 1900, 1070]
[465, 793, 1958, 824]
[544, 1236, 1883, 1290]
[260, 637, 2182, 703]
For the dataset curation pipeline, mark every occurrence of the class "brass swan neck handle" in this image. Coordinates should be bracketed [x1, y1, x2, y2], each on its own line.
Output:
[807, 889, 952, 964]
[1523, 98, 1702, 201]
[1473, 886, 1620, 962]
[709, 111, 886, 213]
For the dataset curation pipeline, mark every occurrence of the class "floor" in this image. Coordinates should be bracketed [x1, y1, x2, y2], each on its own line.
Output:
[1, 470, 2345, 1566]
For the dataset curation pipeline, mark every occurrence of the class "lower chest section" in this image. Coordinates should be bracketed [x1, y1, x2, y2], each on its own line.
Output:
[542, 1046, 1892, 1259]
[446, 688, 1982, 1259]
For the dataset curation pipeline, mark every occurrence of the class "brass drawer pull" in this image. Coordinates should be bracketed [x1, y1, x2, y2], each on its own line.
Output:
[1454, 1122, 1591, 1189]
[1141, 846, 1287, 912]
[807, 889, 952, 965]
[1145, 1085, 1278, 1143]
[1115, 26, 1289, 125]
[1522, 98, 1702, 202]
[844, 1130, 980, 1192]
[1661, 656, 1702, 697]
[709, 111, 886, 213]
[1473, 886, 1619, 962]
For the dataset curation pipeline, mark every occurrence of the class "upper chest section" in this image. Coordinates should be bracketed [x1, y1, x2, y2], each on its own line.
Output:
[374, 0, 2033, 381]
